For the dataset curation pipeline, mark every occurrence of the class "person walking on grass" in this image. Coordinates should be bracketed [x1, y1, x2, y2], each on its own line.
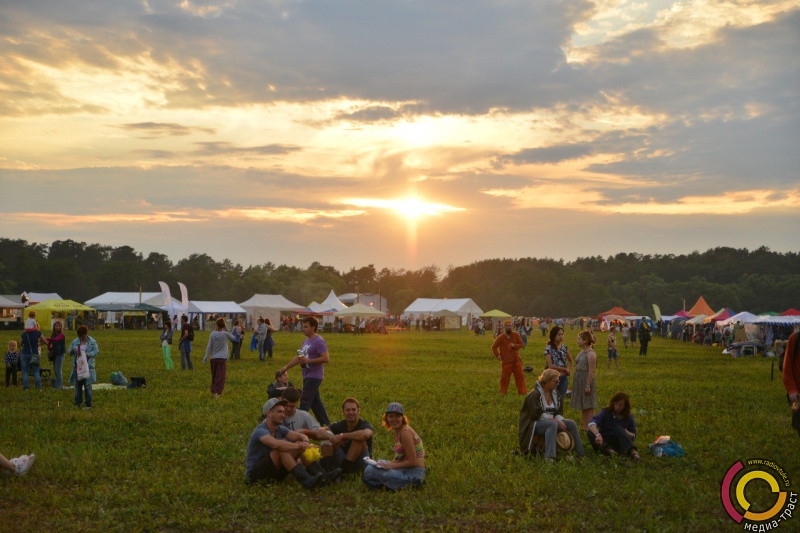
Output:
[245, 398, 326, 490]
[491, 319, 527, 395]
[68, 325, 98, 411]
[607, 326, 619, 370]
[571, 330, 599, 430]
[160, 319, 174, 370]
[279, 316, 331, 426]
[202, 317, 236, 399]
[46, 321, 67, 389]
[638, 321, 651, 356]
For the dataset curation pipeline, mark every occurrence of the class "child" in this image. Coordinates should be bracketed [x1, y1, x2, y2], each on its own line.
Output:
[4, 340, 19, 387]
[24, 310, 40, 332]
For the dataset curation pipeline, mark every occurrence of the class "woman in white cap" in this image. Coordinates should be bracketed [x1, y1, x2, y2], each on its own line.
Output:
[362, 402, 425, 490]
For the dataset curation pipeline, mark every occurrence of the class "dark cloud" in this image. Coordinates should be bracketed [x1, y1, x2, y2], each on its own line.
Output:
[191, 142, 302, 156]
[114, 122, 216, 138]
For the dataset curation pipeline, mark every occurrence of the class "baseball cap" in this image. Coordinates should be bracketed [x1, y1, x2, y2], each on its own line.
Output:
[385, 402, 404, 415]
[263, 398, 288, 414]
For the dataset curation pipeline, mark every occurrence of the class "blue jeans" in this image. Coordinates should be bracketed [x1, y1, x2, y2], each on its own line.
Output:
[52, 354, 65, 389]
[362, 464, 425, 490]
[534, 418, 585, 459]
[180, 341, 193, 370]
[20, 352, 41, 390]
[257, 339, 265, 361]
[299, 377, 330, 426]
[557, 374, 569, 400]
[75, 378, 92, 407]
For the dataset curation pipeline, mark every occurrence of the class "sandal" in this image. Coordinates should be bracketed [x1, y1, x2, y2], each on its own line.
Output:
[630, 450, 640, 461]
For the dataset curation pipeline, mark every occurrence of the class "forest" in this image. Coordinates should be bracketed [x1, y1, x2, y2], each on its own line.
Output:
[0, 238, 798, 317]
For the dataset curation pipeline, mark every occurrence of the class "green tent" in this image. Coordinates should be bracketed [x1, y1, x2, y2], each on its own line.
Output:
[480, 309, 512, 318]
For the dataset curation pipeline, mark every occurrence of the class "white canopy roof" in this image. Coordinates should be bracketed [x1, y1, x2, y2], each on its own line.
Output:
[318, 290, 347, 312]
[238, 294, 305, 310]
[86, 292, 168, 306]
[0, 295, 25, 308]
[717, 311, 760, 326]
[188, 301, 246, 314]
[24, 292, 62, 303]
[404, 298, 483, 317]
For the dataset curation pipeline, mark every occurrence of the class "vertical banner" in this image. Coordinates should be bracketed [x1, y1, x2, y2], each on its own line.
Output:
[158, 281, 176, 320]
[178, 282, 189, 309]
[652, 304, 662, 322]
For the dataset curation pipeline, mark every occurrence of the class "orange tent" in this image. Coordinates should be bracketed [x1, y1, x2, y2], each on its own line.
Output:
[687, 297, 714, 317]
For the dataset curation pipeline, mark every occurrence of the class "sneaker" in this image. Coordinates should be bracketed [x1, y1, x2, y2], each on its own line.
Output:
[82, 406, 91, 411]
[565, 389, 572, 396]
[14, 454, 35, 476]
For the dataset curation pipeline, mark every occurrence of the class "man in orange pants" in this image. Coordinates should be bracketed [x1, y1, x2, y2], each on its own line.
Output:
[492, 320, 527, 395]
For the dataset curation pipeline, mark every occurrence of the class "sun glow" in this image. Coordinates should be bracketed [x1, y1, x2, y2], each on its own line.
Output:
[341, 197, 465, 221]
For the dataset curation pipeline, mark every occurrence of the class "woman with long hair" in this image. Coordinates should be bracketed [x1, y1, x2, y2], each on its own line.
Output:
[362, 402, 425, 490]
[46, 320, 67, 389]
[160, 319, 174, 369]
[571, 330, 599, 430]
[545, 325, 573, 400]
[587, 392, 639, 460]
[230, 318, 244, 361]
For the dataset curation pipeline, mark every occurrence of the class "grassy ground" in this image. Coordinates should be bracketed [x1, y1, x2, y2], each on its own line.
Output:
[1, 328, 797, 532]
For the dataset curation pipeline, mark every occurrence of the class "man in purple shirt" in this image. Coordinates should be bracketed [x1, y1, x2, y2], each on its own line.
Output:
[280, 316, 330, 426]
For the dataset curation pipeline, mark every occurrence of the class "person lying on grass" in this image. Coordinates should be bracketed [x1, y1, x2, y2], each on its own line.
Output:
[587, 392, 640, 460]
[245, 398, 328, 491]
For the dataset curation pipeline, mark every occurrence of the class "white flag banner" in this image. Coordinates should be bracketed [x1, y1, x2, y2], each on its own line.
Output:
[158, 281, 177, 320]
[178, 282, 189, 309]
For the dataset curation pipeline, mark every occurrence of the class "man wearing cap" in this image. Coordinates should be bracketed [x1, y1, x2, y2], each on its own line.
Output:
[322, 397, 374, 475]
[279, 316, 330, 426]
[267, 369, 295, 399]
[244, 397, 325, 490]
[491, 319, 527, 395]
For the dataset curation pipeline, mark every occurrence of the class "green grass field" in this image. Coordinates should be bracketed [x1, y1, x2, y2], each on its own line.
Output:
[1, 329, 797, 532]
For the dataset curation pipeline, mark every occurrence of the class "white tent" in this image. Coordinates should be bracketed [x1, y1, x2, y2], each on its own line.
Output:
[238, 294, 305, 329]
[404, 298, 484, 326]
[189, 301, 247, 330]
[319, 290, 347, 312]
[334, 303, 385, 317]
[717, 312, 760, 326]
[85, 291, 188, 325]
[24, 292, 62, 304]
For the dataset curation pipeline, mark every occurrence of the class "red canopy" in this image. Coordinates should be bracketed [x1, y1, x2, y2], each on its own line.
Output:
[674, 310, 692, 318]
[780, 308, 800, 316]
[596, 306, 637, 317]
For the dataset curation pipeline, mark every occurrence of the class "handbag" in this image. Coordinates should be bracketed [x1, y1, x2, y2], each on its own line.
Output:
[76, 351, 90, 381]
[30, 352, 41, 367]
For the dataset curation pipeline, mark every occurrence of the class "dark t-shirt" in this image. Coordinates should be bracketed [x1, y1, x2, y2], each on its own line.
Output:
[20, 330, 43, 355]
[245, 422, 290, 476]
[328, 418, 373, 456]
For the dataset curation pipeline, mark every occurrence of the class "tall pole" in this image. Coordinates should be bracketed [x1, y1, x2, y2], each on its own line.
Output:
[378, 289, 382, 311]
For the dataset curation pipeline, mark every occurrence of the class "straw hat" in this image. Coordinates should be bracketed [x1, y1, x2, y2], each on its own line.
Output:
[556, 430, 575, 451]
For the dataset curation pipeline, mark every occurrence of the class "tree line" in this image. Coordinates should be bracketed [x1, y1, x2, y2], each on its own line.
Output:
[0, 238, 797, 317]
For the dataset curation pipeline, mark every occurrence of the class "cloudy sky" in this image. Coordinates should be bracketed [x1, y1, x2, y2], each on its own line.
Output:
[1, 0, 798, 272]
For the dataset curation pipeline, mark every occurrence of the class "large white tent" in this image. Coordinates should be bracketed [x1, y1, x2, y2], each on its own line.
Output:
[189, 301, 247, 330]
[238, 294, 305, 328]
[85, 291, 188, 325]
[404, 298, 483, 326]
[318, 290, 347, 312]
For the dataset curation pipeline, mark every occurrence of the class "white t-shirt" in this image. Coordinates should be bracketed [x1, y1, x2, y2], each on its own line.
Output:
[282, 410, 320, 432]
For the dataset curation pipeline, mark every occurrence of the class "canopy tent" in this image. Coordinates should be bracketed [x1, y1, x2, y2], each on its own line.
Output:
[333, 303, 386, 317]
[717, 312, 760, 326]
[431, 309, 462, 330]
[688, 297, 714, 317]
[188, 301, 247, 330]
[22, 292, 63, 305]
[781, 308, 800, 316]
[0, 294, 25, 309]
[674, 310, 693, 318]
[704, 308, 735, 323]
[318, 290, 348, 312]
[85, 291, 187, 322]
[596, 306, 637, 318]
[238, 294, 305, 328]
[92, 303, 165, 313]
[602, 314, 633, 326]
[404, 298, 484, 326]
[27, 299, 95, 328]
[685, 315, 707, 325]
[480, 309, 512, 318]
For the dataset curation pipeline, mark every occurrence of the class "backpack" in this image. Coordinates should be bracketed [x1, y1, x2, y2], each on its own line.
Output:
[187, 325, 195, 342]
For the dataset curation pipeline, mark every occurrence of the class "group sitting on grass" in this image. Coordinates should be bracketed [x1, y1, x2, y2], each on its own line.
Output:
[245, 385, 424, 491]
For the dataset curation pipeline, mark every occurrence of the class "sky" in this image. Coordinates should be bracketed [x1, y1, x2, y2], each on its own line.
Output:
[1, 0, 798, 273]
